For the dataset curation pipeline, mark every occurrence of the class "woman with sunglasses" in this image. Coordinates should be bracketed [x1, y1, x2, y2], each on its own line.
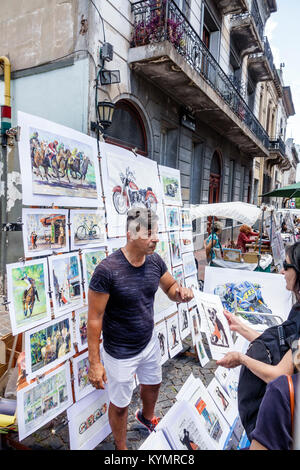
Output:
[216, 241, 300, 440]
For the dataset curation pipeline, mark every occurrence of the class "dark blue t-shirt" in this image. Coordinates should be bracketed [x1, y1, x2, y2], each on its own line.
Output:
[89, 249, 168, 359]
[251, 374, 298, 450]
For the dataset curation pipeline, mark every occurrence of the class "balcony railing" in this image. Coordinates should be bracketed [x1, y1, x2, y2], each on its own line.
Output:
[231, 0, 264, 43]
[263, 36, 274, 71]
[131, 0, 269, 150]
[269, 136, 286, 156]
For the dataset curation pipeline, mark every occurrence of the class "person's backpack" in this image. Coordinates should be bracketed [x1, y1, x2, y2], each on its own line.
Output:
[238, 304, 300, 440]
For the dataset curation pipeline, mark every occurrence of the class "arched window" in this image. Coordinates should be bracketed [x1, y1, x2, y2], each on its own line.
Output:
[105, 100, 148, 155]
[209, 151, 222, 203]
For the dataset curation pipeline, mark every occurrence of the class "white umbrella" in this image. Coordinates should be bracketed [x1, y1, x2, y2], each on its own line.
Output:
[190, 201, 264, 226]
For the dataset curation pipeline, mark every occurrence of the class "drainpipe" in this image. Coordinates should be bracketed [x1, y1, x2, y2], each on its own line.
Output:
[0, 56, 11, 296]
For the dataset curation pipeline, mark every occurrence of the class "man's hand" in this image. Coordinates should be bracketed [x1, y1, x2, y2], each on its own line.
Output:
[216, 351, 244, 369]
[88, 362, 107, 390]
[175, 284, 194, 303]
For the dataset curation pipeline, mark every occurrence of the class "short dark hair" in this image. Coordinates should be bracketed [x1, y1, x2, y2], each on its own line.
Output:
[126, 207, 158, 234]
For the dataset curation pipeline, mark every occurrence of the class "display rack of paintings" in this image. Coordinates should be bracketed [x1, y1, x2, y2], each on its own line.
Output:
[81, 247, 107, 298]
[17, 362, 73, 441]
[6, 258, 51, 336]
[67, 388, 111, 450]
[180, 208, 192, 231]
[169, 231, 182, 267]
[165, 206, 180, 232]
[22, 208, 69, 257]
[48, 252, 84, 317]
[18, 111, 103, 208]
[166, 313, 183, 358]
[154, 321, 169, 365]
[100, 142, 163, 237]
[24, 312, 75, 381]
[74, 307, 88, 352]
[70, 209, 107, 250]
[177, 303, 190, 340]
[207, 378, 238, 427]
[158, 165, 182, 207]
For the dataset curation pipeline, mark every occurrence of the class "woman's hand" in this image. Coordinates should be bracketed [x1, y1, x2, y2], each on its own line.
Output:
[216, 351, 244, 369]
[223, 310, 243, 333]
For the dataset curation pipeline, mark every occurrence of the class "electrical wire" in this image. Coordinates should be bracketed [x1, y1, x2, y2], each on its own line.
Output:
[89, 0, 106, 43]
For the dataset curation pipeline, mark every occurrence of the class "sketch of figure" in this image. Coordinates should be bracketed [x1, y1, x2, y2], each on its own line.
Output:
[158, 331, 166, 357]
[181, 308, 189, 330]
[180, 428, 199, 450]
[171, 324, 178, 349]
[208, 308, 229, 347]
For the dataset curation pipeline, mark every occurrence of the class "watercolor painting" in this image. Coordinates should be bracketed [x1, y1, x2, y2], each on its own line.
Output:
[81, 247, 107, 298]
[70, 210, 107, 250]
[159, 165, 182, 206]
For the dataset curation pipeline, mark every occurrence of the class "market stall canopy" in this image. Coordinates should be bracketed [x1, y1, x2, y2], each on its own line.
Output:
[190, 202, 263, 226]
[261, 182, 300, 199]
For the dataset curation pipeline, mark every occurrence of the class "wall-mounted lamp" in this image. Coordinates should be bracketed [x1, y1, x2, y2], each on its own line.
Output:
[91, 100, 115, 134]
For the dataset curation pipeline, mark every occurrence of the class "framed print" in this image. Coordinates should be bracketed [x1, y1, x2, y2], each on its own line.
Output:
[18, 111, 103, 207]
[182, 252, 197, 278]
[81, 247, 107, 298]
[100, 142, 162, 237]
[155, 232, 172, 271]
[178, 303, 190, 340]
[48, 252, 83, 316]
[72, 350, 94, 402]
[166, 313, 183, 358]
[74, 306, 88, 352]
[172, 265, 185, 287]
[70, 209, 107, 250]
[169, 231, 182, 267]
[17, 362, 73, 441]
[165, 206, 180, 232]
[22, 208, 69, 257]
[106, 237, 126, 254]
[193, 291, 234, 360]
[6, 258, 51, 336]
[180, 231, 194, 254]
[154, 321, 169, 365]
[24, 312, 75, 381]
[158, 165, 182, 206]
[207, 378, 238, 427]
[180, 208, 192, 231]
[67, 388, 111, 450]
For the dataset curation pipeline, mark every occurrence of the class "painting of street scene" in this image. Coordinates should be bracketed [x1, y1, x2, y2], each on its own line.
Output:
[26, 315, 74, 379]
[29, 126, 98, 198]
[22, 208, 69, 257]
[70, 210, 107, 250]
[7, 259, 51, 335]
[49, 253, 83, 316]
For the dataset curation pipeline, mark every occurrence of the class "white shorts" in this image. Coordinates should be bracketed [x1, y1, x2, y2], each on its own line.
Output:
[102, 332, 162, 408]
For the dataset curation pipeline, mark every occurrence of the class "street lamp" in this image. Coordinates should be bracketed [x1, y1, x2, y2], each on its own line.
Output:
[91, 100, 115, 135]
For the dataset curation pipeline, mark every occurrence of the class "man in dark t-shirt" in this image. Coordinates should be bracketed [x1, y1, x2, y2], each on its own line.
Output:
[87, 208, 194, 450]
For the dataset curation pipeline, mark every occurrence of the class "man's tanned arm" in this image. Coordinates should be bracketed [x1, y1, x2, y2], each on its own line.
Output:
[159, 271, 194, 303]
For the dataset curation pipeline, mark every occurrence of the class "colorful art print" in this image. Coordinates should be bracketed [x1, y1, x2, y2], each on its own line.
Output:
[72, 351, 94, 402]
[155, 233, 172, 270]
[207, 378, 238, 427]
[67, 388, 111, 450]
[176, 374, 229, 450]
[165, 206, 180, 232]
[106, 237, 126, 254]
[154, 321, 169, 365]
[48, 252, 83, 317]
[22, 208, 69, 257]
[180, 231, 194, 254]
[6, 259, 51, 336]
[156, 400, 216, 450]
[81, 247, 107, 298]
[100, 142, 162, 237]
[180, 208, 192, 231]
[158, 165, 182, 206]
[169, 231, 182, 267]
[195, 333, 210, 367]
[177, 303, 190, 340]
[204, 267, 292, 323]
[185, 274, 199, 294]
[17, 363, 73, 441]
[18, 111, 103, 207]
[74, 307, 88, 352]
[24, 313, 75, 381]
[172, 265, 185, 287]
[154, 287, 177, 323]
[70, 210, 107, 250]
[166, 314, 183, 358]
[182, 252, 197, 278]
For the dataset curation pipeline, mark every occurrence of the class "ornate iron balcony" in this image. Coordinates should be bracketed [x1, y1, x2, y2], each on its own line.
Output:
[131, 0, 269, 150]
[269, 136, 286, 157]
[231, 0, 264, 43]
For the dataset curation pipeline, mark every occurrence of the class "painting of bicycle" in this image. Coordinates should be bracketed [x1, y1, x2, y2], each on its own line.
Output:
[70, 209, 107, 250]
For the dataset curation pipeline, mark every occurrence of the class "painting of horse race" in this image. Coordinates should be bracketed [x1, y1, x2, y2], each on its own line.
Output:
[24, 313, 74, 381]
[18, 111, 103, 207]
[6, 259, 51, 336]
[22, 208, 69, 257]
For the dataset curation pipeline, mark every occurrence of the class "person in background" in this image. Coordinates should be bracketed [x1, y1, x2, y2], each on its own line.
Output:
[282, 220, 288, 233]
[205, 221, 224, 264]
[236, 225, 259, 253]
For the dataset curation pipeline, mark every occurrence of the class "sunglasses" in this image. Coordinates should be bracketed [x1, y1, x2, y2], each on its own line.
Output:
[283, 260, 296, 271]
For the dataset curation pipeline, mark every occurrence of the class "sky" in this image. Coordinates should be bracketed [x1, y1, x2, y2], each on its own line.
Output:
[265, 0, 300, 142]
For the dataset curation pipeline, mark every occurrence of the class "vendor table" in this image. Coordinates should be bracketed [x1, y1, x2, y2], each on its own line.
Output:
[211, 254, 273, 272]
